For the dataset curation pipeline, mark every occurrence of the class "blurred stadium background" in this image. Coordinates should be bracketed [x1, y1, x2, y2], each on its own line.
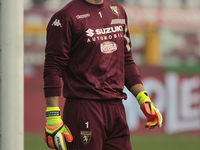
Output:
[23, 0, 200, 149]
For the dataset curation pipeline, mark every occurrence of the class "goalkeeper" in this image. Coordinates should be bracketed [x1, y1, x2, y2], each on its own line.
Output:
[43, 0, 163, 150]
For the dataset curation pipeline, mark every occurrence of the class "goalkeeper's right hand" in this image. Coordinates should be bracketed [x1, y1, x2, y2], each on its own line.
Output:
[44, 107, 73, 150]
[136, 91, 163, 129]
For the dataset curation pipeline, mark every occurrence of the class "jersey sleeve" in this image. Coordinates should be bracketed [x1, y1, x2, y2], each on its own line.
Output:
[123, 11, 143, 89]
[43, 12, 72, 97]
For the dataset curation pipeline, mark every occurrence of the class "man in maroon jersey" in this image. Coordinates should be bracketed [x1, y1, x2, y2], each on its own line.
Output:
[43, 0, 163, 150]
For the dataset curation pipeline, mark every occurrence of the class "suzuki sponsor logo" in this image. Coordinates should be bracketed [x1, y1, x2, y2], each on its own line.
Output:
[86, 25, 123, 42]
[96, 26, 123, 35]
[100, 41, 117, 54]
[86, 28, 95, 37]
[86, 25, 123, 37]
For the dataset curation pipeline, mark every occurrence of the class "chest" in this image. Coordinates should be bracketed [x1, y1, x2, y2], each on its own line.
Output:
[72, 5, 125, 43]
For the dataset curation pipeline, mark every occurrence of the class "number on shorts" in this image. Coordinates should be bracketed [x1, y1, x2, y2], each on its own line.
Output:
[85, 121, 89, 128]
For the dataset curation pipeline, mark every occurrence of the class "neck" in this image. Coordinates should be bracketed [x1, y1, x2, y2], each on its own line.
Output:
[85, 0, 104, 5]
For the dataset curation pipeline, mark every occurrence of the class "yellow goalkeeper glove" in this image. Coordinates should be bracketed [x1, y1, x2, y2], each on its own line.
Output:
[44, 107, 73, 150]
[136, 91, 163, 129]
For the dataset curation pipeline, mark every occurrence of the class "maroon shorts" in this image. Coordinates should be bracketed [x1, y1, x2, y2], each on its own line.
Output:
[63, 99, 132, 150]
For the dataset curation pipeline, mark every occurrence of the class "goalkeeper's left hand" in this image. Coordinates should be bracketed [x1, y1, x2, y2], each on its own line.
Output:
[136, 91, 163, 129]
[44, 107, 73, 150]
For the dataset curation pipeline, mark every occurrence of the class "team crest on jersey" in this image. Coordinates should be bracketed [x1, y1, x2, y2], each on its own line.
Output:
[110, 6, 119, 17]
[80, 131, 92, 145]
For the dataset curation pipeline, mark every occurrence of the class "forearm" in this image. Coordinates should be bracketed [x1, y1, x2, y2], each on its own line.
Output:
[124, 52, 142, 89]
[46, 96, 60, 107]
[129, 83, 145, 97]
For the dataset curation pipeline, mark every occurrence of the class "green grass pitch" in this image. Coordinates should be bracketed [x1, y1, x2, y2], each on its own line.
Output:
[24, 133, 200, 150]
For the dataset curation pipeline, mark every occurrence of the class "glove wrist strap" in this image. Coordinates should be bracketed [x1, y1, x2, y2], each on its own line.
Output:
[136, 91, 151, 106]
[46, 107, 61, 117]
[46, 107, 62, 126]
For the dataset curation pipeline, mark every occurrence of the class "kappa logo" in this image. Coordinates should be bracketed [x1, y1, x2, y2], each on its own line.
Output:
[76, 13, 90, 19]
[52, 19, 62, 27]
[110, 6, 120, 17]
[80, 131, 92, 145]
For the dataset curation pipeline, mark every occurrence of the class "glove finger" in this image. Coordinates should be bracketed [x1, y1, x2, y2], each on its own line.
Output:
[44, 122, 63, 150]
[62, 125, 73, 142]
[141, 102, 163, 129]
[155, 108, 163, 128]
[54, 132, 67, 150]
[145, 119, 158, 129]
[46, 134, 56, 149]
[44, 130, 57, 149]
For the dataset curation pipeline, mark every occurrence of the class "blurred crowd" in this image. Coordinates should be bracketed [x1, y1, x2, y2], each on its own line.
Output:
[24, 0, 200, 9]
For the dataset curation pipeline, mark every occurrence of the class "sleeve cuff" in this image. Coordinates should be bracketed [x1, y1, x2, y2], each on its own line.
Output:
[125, 75, 143, 90]
[44, 87, 61, 98]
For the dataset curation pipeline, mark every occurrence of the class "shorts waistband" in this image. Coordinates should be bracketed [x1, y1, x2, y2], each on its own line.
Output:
[66, 98, 122, 105]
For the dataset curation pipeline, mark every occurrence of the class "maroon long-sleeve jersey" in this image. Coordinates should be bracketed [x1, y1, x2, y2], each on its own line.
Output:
[43, 0, 142, 100]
